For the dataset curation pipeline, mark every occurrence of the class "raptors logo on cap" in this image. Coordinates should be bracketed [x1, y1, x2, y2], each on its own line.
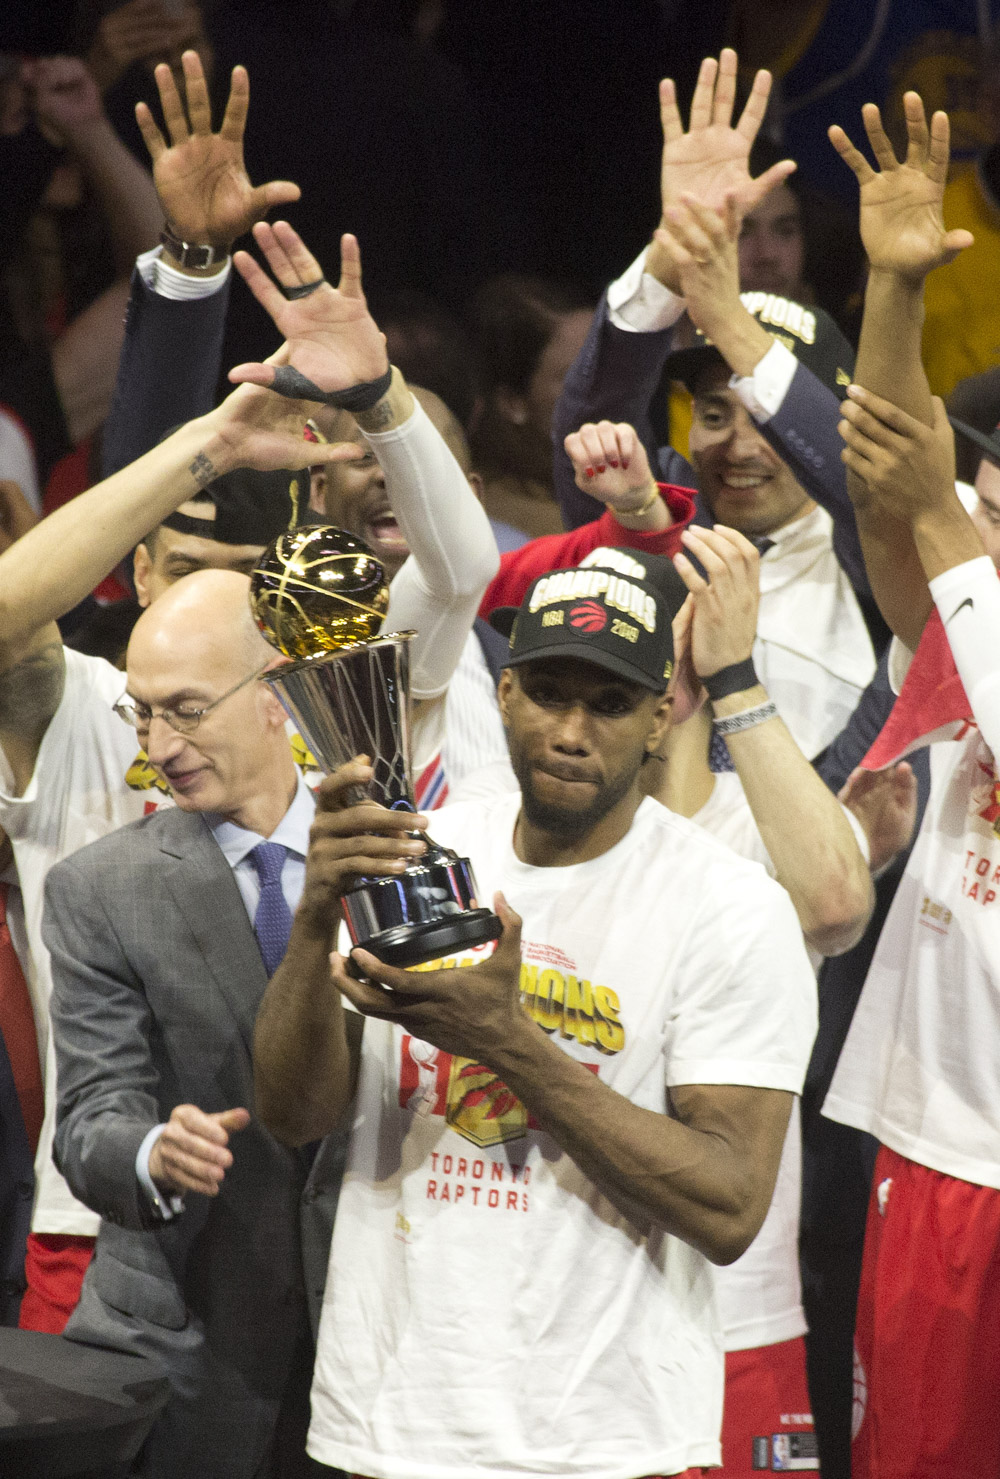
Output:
[569, 600, 608, 633]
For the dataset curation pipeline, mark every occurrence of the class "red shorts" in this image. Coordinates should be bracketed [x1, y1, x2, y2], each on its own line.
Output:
[17, 1232, 94, 1333]
[853, 1144, 1000, 1479]
[720, 1337, 817, 1474]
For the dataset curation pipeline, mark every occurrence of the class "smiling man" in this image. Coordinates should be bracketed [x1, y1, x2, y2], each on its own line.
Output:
[253, 555, 818, 1479]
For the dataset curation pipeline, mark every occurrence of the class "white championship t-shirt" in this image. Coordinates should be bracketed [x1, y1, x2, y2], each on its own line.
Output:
[308, 792, 817, 1479]
[0, 648, 169, 1235]
[692, 772, 809, 1352]
[824, 719, 1000, 1188]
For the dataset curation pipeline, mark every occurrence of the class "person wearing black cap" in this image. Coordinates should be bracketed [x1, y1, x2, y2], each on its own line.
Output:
[552, 50, 878, 766]
[253, 556, 818, 1479]
[0, 375, 357, 1335]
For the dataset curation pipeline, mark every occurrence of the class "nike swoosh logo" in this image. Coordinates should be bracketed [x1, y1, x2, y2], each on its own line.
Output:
[948, 597, 974, 622]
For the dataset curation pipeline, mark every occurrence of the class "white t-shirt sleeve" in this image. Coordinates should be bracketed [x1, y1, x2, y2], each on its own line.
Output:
[929, 554, 1000, 758]
[606, 248, 687, 333]
[664, 871, 817, 1092]
[375, 399, 500, 701]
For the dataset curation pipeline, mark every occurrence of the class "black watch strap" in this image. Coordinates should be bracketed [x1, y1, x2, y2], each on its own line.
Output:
[160, 224, 228, 271]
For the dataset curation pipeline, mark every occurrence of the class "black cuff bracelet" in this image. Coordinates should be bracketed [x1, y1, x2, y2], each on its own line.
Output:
[703, 657, 759, 702]
[269, 364, 394, 411]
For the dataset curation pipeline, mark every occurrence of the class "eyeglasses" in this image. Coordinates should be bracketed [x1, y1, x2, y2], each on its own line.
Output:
[113, 666, 269, 736]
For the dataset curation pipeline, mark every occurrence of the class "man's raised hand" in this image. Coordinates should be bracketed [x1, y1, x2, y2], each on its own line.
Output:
[829, 92, 973, 283]
[136, 49, 300, 249]
[649, 49, 794, 292]
[838, 387, 958, 522]
[228, 225, 389, 398]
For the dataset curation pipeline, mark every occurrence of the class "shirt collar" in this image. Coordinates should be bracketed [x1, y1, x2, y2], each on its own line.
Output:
[207, 772, 316, 869]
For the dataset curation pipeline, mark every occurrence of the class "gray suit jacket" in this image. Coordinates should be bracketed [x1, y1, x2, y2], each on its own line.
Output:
[42, 805, 342, 1479]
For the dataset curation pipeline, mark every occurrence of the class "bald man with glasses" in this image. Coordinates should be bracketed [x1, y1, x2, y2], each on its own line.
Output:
[40, 569, 420, 1479]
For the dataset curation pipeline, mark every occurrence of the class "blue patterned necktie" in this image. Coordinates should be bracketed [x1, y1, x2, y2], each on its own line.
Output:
[250, 841, 294, 976]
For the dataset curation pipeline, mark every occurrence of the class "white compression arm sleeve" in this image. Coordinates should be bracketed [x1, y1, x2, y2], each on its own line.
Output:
[365, 399, 500, 701]
[929, 555, 1000, 758]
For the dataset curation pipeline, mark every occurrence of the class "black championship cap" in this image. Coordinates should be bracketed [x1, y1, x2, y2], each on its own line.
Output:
[950, 416, 1000, 467]
[663, 293, 855, 400]
[161, 466, 311, 546]
[488, 548, 688, 692]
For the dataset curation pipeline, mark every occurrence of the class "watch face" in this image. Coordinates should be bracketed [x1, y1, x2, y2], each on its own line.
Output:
[161, 228, 220, 269]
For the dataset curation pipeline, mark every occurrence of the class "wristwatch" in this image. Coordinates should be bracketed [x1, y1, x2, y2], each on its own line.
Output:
[160, 223, 228, 271]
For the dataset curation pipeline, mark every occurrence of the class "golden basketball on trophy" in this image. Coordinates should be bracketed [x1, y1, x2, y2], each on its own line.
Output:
[250, 523, 502, 969]
[249, 525, 390, 659]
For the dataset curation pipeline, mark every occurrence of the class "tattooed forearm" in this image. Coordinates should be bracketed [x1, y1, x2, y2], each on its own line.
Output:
[354, 396, 394, 431]
[0, 640, 66, 749]
[189, 451, 217, 489]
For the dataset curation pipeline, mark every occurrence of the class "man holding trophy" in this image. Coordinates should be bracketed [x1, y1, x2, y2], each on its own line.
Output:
[253, 538, 818, 1477]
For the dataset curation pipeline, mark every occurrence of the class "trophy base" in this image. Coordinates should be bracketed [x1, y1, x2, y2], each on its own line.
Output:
[341, 838, 504, 971]
[352, 907, 503, 971]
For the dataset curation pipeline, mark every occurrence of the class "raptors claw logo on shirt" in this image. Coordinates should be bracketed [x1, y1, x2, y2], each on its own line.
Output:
[399, 948, 625, 1152]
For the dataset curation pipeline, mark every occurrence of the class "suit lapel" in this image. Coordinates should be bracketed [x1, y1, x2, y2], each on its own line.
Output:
[157, 810, 268, 1049]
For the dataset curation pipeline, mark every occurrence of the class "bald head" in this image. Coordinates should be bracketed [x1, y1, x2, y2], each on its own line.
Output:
[123, 570, 296, 826]
[128, 569, 272, 680]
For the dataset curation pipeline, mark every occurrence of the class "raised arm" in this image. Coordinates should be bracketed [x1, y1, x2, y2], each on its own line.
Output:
[104, 51, 300, 475]
[231, 220, 500, 698]
[0, 378, 360, 791]
[669, 524, 874, 954]
[653, 192, 869, 597]
[830, 93, 973, 647]
[553, 49, 793, 529]
[482, 423, 695, 615]
[838, 387, 1000, 757]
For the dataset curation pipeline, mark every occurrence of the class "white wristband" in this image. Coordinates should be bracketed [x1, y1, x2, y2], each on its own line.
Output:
[712, 701, 778, 736]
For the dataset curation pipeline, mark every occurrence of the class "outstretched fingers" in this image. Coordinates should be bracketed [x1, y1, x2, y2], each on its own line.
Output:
[152, 60, 190, 147]
[180, 48, 212, 135]
[828, 123, 876, 185]
[659, 76, 683, 145]
[337, 234, 365, 299]
[901, 89, 930, 169]
[735, 65, 773, 143]
[711, 46, 738, 128]
[232, 248, 287, 318]
[252, 220, 324, 290]
[688, 55, 719, 132]
[861, 102, 899, 173]
[134, 100, 166, 162]
[218, 62, 250, 143]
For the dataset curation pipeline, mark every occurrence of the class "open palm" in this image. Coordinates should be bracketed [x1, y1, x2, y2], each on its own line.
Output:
[229, 224, 389, 396]
[136, 50, 299, 247]
[829, 93, 973, 281]
[659, 50, 794, 220]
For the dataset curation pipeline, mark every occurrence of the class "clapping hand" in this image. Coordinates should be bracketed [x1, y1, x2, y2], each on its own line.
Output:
[672, 524, 760, 683]
[839, 764, 917, 874]
[829, 91, 973, 283]
[136, 49, 300, 250]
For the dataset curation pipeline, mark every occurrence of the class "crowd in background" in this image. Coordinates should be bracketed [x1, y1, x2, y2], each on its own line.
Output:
[1, 5, 999, 1479]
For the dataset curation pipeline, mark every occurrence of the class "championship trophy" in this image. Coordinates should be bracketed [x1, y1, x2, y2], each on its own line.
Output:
[250, 524, 503, 968]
